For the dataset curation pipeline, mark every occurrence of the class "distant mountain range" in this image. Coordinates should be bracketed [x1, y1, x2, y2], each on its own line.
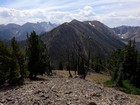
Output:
[112, 26, 140, 49]
[41, 20, 124, 65]
[1, 20, 140, 65]
[112, 26, 140, 41]
[0, 22, 58, 40]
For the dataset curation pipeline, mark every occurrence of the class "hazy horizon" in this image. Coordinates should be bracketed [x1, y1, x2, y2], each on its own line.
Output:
[0, 0, 140, 27]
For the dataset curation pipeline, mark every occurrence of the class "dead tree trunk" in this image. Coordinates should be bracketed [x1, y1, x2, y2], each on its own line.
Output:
[67, 64, 72, 78]
[72, 42, 91, 79]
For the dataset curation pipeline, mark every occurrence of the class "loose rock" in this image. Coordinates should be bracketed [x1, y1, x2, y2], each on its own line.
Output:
[0, 76, 140, 105]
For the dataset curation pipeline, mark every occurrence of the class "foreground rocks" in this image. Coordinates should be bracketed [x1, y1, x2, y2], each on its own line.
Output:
[0, 76, 140, 105]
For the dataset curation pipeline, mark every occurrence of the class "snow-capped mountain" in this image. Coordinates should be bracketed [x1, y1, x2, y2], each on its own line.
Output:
[0, 22, 58, 40]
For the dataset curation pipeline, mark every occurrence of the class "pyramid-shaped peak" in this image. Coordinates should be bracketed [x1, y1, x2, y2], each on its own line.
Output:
[70, 19, 81, 23]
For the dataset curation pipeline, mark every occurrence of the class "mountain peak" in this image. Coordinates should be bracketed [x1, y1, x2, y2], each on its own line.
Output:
[0, 22, 58, 40]
[70, 19, 81, 23]
[41, 20, 124, 66]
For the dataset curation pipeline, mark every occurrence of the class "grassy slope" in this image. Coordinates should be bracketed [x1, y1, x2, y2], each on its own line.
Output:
[53, 70, 110, 84]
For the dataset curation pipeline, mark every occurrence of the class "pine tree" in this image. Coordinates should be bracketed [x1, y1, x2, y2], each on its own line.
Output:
[122, 40, 137, 81]
[78, 57, 85, 79]
[26, 31, 39, 79]
[26, 31, 49, 79]
[0, 41, 11, 85]
[109, 49, 123, 81]
[134, 52, 140, 87]
[115, 63, 123, 86]
[110, 40, 138, 87]
[38, 40, 50, 75]
[58, 61, 63, 70]
[9, 37, 25, 85]
[91, 55, 105, 73]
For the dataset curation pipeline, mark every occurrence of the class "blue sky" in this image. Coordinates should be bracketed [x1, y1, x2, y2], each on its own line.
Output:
[0, 0, 140, 27]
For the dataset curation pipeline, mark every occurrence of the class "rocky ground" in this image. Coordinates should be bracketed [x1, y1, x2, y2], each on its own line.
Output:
[0, 75, 140, 105]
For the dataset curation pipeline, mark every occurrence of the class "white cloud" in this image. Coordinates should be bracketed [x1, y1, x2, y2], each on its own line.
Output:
[95, 12, 140, 27]
[0, 6, 96, 24]
[0, 0, 140, 27]
[79, 6, 96, 17]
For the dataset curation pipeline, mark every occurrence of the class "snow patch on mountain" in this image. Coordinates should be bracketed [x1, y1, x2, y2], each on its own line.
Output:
[89, 22, 95, 27]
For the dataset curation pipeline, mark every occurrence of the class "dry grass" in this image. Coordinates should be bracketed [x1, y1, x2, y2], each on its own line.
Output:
[86, 72, 110, 84]
[53, 70, 110, 84]
[53, 70, 73, 77]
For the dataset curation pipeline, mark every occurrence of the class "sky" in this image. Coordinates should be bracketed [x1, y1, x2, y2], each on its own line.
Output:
[0, 0, 140, 27]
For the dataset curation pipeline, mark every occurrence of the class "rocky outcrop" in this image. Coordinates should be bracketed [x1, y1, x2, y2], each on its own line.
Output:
[0, 76, 140, 105]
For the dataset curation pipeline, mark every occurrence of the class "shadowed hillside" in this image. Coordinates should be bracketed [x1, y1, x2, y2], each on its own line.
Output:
[41, 20, 124, 66]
